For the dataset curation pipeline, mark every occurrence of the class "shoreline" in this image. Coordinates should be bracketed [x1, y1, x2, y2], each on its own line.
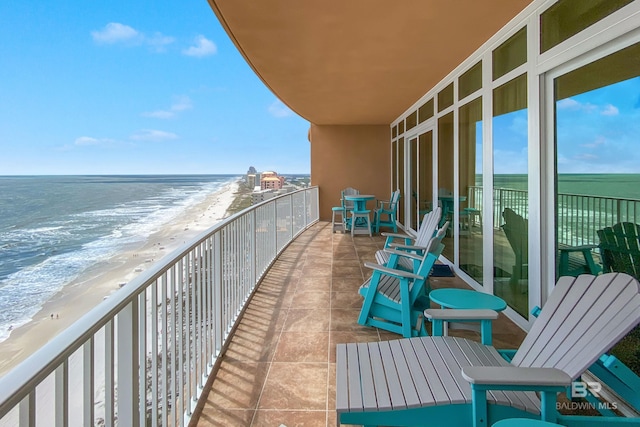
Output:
[0, 179, 244, 376]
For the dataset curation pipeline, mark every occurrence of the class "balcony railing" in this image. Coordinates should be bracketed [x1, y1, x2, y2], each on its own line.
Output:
[468, 185, 640, 247]
[0, 186, 319, 426]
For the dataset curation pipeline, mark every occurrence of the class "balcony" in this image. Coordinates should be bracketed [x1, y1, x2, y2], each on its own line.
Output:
[0, 187, 527, 426]
[192, 225, 525, 426]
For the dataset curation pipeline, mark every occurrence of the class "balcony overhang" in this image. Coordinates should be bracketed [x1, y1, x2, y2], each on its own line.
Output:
[207, 0, 532, 125]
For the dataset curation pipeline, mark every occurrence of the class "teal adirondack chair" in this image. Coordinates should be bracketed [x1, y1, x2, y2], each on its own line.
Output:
[357, 230, 446, 338]
[373, 189, 401, 233]
[375, 208, 443, 271]
[337, 273, 640, 426]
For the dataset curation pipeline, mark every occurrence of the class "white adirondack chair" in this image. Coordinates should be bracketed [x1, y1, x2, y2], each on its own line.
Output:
[337, 273, 640, 427]
[375, 207, 442, 271]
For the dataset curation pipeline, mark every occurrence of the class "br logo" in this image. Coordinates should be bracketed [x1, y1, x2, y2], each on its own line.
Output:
[571, 381, 602, 398]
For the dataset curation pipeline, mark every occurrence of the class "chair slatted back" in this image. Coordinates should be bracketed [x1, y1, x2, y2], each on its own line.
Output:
[598, 222, 640, 278]
[415, 207, 442, 247]
[389, 189, 401, 211]
[342, 187, 359, 210]
[511, 273, 640, 379]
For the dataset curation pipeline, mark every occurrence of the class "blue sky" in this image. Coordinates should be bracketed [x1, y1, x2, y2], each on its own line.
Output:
[492, 76, 640, 175]
[0, 1, 311, 175]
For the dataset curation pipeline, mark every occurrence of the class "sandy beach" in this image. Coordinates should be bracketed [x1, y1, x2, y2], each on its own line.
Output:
[0, 179, 242, 376]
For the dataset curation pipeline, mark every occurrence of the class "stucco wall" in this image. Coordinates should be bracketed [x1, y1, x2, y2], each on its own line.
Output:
[309, 124, 391, 222]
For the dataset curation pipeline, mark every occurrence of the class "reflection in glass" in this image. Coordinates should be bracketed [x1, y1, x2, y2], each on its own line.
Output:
[410, 137, 418, 231]
[459, 97, 483, 284]
[438, 83, 454, 112]
[554, 41, 640, 376]
[418, 131, 433, 226]
[438, 112, 454, 260]
[493, 74, 528, 317]
[398, 137, 405, 227]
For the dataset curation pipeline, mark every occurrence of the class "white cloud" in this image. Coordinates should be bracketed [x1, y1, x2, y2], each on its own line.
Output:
[74, 136, 115, 146]
[142, 110, 175, 119]
[581, 136, 606, 148]
[91, 23, 139, 44]
[130, 129, 178, 141]
[146, 32, 175, 52]
[182, 36, 217, 57]
[601, 104, 619, 116]
[556, 97, 597, 112]
[142, 96, 192, 119]
[268, 100, 293, 118]
[92, 23, 174, 52]
[170, 96, 192, 112]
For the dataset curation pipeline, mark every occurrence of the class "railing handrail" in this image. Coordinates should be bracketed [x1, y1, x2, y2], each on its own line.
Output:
[0, 185, 319, 421]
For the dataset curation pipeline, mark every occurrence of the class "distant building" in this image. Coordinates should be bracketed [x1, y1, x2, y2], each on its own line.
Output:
[260, 171, 285, 190]
[246, 173, 256, 188]
[251, 189, 277, 204]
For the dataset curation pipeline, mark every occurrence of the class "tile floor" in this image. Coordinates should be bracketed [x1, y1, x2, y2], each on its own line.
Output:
[193, 222, 526, 427]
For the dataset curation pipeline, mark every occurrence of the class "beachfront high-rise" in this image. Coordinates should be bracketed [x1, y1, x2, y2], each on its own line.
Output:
[206, 0, 640, 327]
[2, 0, 640, 425]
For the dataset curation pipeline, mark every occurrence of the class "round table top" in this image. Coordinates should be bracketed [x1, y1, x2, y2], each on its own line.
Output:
[429, 288, 507, 311]
[344, 194, 375, 200]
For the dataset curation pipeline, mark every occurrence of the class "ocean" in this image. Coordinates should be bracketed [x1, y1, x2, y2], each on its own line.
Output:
[0, 175, 239, 341]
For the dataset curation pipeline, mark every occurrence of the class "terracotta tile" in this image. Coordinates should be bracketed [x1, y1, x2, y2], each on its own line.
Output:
[296, 276, 332, 292]
[332, 258, 362, 268]
[273, 331, 329, 362]
[252, 410, 328, 427]
[205, 361, 269, 409]
[330, 309, 374, 332]
[331, 265, 363, 278]
[331, 277, 363, 293]
[283, 309, 330, 332]
[330, 291, 363, 309]
[301, 265, 333, 277]
[291, 291, 331, 309]
[196, 408, 255, 427]
[258, 363, 328, 410]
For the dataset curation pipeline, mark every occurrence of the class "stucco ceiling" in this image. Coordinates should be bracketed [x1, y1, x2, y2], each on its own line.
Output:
[207, 0, 532, 125]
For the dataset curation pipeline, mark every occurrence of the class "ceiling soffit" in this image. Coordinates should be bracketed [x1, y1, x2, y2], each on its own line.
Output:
[208, 0, 532, 125]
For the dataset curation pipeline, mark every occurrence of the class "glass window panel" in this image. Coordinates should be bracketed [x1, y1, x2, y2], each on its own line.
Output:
[493, 27, 527, 81]
[406, 111, 418, 130]
[541, 0, 633, 53]
[438, 112, 454, 259]
[392, 125, 398, 138]
[410, 137, 418, 230]
[438, 83, 454, 112]
[418, 131, 433, 225]
[392, 140, 398, 193]
[554, 41, 640, 376]
[459, 97, 483, 284]
[398, 137, 405, 226]
[399, 121, 405, 135]
[493, 73, 528, 317]
[459, 61, 482, 100]
[419, 99, 434, 123]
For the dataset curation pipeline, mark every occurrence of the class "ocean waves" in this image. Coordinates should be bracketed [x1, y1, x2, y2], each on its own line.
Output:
[0, 175, 238, 342]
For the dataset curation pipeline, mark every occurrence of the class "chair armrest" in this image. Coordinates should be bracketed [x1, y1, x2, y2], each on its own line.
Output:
[389, 243, 428, 252]
[559, 244, 598, 252]
[462, 366, 572, 388]
[424, 309, 498, 321]
[363, 262, 423, 280]
[381, 232, 416, 240]
[383, 248, 423, 261]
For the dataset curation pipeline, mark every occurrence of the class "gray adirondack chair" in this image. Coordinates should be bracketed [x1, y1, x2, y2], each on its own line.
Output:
[337, 272, 640, 426]
[375, 207, 442, 271]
